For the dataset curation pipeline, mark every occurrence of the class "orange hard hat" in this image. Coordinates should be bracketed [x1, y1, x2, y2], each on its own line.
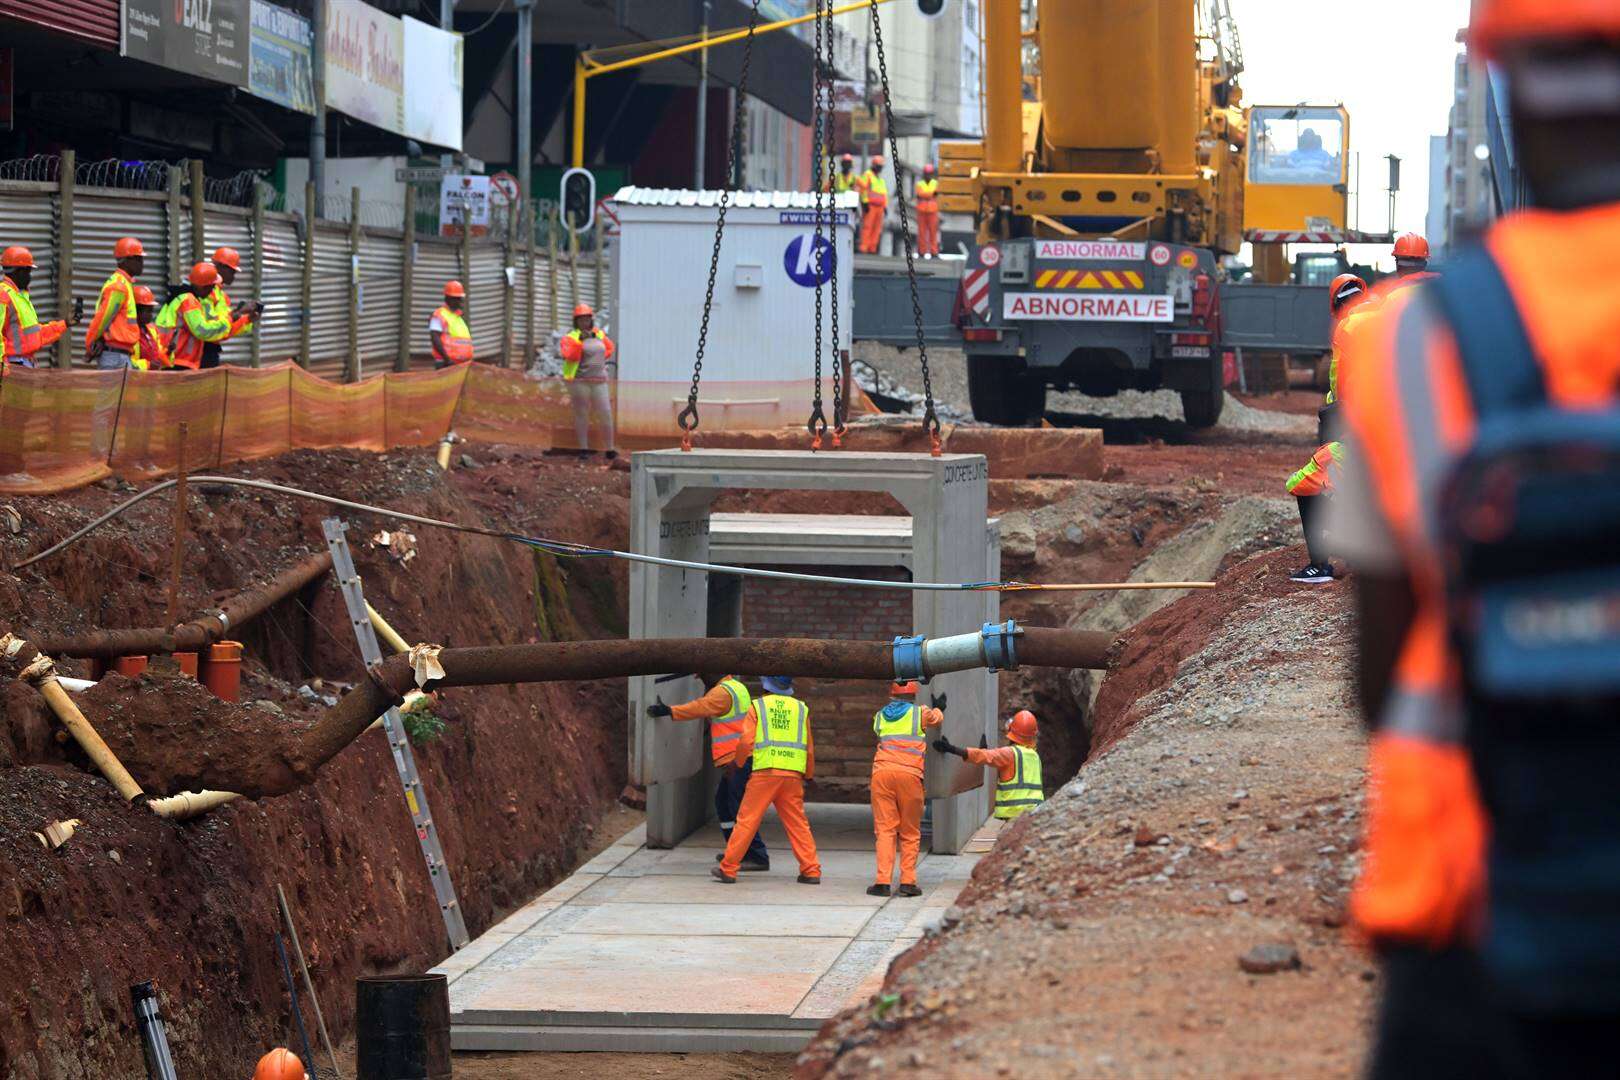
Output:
[1006, 709, 1038, 745]
[187, 261, 219, 288]
[922, 163, 936, 175]
[252, 1047, 305, 1080]
[114, 237, 145, 259]
[871, 155, 885, 168]
[573, 303, 594, 318]
[1392, 233, 1430, 260]
[211, 246, 241, 271]
[1, 245, 34, 269]
[890, 680, 920, 697]
[1471, 0, 1620, 58]
[443, 280, 466, 298]
[133, 285, 157, 306]
[840, 153, 854, 164]
[1328, 273, 1368, 315]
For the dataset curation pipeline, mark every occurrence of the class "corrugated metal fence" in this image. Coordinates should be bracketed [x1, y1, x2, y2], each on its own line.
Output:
[0, 179, 612, 382]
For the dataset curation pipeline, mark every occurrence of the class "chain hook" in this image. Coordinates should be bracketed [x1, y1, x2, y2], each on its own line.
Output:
[676, 401, 700, 452]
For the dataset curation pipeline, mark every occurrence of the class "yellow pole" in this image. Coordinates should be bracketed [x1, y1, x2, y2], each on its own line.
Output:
[983, 0, 1024, 174]
[571, 0, 896, 168]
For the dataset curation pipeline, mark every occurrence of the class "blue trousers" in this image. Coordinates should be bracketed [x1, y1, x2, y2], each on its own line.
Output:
[717, 758, 768, 865]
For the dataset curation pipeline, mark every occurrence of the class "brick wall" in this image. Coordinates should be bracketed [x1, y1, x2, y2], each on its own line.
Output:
[741, 565, 914, 802]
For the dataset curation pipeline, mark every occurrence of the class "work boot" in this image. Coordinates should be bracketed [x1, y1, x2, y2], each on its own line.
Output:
[797, 874, 821, 885]
[1289, 562, 1336, 584]
[710, 866, 736, 884]
[739, 857, 770, 872]
[866, 883, 891, 897]
[895, 883, 923, 898]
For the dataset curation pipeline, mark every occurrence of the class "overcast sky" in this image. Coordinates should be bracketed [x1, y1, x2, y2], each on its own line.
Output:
[1227, 0, 1475, 266]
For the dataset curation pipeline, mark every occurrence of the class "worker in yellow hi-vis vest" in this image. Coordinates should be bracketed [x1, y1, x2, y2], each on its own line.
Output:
[559, 303, 617, 456]
[711, 675, 821, 885]
[915, 163, 941, 258]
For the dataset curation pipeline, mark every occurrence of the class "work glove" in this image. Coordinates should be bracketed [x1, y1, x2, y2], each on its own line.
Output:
[645, 701, 672, 719]
[933, 736, 967, 759]
[930, 692, 948, 710]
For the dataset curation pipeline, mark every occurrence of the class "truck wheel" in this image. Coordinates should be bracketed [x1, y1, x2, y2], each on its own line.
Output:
[968, 355, 1047, 426]
[1180, 389, 1225, 429]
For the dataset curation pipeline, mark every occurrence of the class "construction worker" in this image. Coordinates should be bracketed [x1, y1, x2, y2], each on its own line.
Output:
[1286, 272, 1369, 584]
[1334, 3, 1620, 1074]
[130, 286, 168, 371]
[647, 674, 769, 871]
[867, 681, 942, 898]
[1386, 233, 1436, 290]
[830, 152, 857, 195]
[914, 163, 941, 258]
[933, 710, 1042, 820]
[85, 237, 145, 369]
[858, 155, 888, 255]
[166, 263, 234, 370]
[710, 675, 821, 885]
[200, 246, 259, 369]
[1, 246, 67, 366]
[559, 303, 617, 456]
[429, 281, 474, 368]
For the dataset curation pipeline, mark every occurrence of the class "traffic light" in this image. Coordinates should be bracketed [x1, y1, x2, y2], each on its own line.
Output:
[561, 167, 596, 233]
[917, 0, 947, 18]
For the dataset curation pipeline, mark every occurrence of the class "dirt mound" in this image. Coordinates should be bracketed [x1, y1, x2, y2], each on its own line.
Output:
[0, 448, 631, 1078]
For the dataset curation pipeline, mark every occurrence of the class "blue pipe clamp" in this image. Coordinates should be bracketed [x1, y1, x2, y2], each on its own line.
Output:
[892, 634, 927, 684]
[980, 620, 1021, 672]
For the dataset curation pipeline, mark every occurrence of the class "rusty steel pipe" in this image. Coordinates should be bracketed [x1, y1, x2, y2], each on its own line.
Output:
[32, 550, 334, 660]
[297, 628, 1115, 783]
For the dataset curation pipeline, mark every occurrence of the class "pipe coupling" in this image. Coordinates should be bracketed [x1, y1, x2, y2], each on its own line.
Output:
[891, 634, 927, 684]
[890, 620, 1025, 683]
[979, 620, 1022, 673]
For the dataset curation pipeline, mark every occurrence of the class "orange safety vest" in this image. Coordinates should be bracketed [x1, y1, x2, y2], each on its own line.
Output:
[432, 306, 474, 364]
[1, 278, 44, 361]
[915, 177, 939, 211]
[90, 269, 141, 351]
[862, 171, 888, 208]
[1343, 203, 1620, 948]
[872, 701, 928, 775]
[167, 294, 212, 369]
[707, 677, 753, 765]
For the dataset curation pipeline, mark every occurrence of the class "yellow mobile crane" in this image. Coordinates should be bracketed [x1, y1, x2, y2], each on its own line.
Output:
[934, 0, 1356, 427]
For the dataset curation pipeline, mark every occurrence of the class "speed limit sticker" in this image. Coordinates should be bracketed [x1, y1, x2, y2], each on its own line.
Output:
[979, 244, 1001, 267]
[1149, 244, 1172, 267]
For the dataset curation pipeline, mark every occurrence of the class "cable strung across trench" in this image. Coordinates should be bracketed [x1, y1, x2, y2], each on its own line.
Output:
[15, 475, 1215, 594]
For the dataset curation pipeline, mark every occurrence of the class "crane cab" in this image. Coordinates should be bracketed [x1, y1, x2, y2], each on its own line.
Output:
[1243, 105, 1351, 239]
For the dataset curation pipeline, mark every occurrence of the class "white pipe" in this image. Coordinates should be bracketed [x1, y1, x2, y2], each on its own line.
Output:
[57, 676, 96, 693]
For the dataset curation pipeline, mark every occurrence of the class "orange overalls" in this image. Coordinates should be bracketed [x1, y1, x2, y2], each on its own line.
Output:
[859, 170, 888, 254]
[870, 699, 942, 887]
[915, 176, 940, 257]
[718, 695, 820, 879]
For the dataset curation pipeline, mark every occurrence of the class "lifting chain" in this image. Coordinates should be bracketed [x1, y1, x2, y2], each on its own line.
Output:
[808, 0, 829, 449]
[681, 0, 764, 452]
[869, 0, 942, 455]
[826, 0, 846, 448]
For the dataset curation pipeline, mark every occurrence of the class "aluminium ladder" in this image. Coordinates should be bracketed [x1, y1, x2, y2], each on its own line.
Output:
[322, 517, 470, 951]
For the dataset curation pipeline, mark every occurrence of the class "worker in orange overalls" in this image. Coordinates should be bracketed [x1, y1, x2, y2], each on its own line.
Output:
[1285, 272, 1370, 584]
[166, 263, 234, 370]
[711, 675, 821, 885]
[934, 709, 1043, 820]
[1, 246, 67, 367]
[429, 281, 474, 368]
[85, 237, 146, 369]
[647, 674, 769, 871]
[867, 680, 942, 898]
[914, 163, 941, 258]
[130, 286, 169, 371]
[1333, 3, 1620, 1073]
[858, 155, 887, 254]
[199, 246, 259, 369]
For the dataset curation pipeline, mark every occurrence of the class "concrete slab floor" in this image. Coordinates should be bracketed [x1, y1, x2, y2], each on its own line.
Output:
[434, 803, 984, 1054]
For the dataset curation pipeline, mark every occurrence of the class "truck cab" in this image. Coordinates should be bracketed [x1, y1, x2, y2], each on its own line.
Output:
[960, 236, 1225, 427]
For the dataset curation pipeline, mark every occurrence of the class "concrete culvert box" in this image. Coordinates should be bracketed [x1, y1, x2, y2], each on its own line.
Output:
[609, 187, 856, 434]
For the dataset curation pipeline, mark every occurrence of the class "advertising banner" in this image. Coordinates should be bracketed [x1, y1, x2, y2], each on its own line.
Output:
[248, 0, 314, 115]
[325, 0, 404, 135]
[402, 15, 463, 151]
[122, 0, 250, 87]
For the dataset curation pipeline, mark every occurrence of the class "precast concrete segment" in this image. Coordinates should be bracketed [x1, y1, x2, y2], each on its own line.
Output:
[30, 550, 335, 659]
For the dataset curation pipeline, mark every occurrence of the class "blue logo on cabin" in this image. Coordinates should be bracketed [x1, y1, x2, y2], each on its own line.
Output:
[784, 234, 836, 287]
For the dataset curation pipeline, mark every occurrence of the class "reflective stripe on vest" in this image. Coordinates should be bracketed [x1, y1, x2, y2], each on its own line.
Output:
[1, 280, 43, 359]
[916, 179, 938, 209]
[98, 271, 140, 349]
[434, 307, 473, 363]
[708, 677, 753, 762]
[872, 703, 926, 758]
[864, 172, 888, 206]
[752, 694, 809, 773]
[168, 294, 208, 368]
[994, 744, 1043, 819]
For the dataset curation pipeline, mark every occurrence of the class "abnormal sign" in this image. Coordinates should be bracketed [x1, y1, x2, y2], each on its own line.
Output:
[248, 0, 314, 115]
[1003, 292, 1175, 323]
[123, 0, 251, 88]
[1034, 239, 1146, 261]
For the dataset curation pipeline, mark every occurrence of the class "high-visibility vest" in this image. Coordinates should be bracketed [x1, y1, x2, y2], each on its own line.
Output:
[93, 270, 140, 350]
[167, 294, 213, 369]
[432, 306, 474, 363]
[863, 171, 888, 208]
[994, 744, 1043, 819]
[708, 677, 753, 764]
[1, 278, 44, 361]
[154, 294, 183, 348]
[751, 694, 810, 774]
[831, 171, 856, 194]
[561, 327, 611, 380]
[132, 324, 168, 371]
[872, 702, 927, 771]
[915, 178, 939, 209]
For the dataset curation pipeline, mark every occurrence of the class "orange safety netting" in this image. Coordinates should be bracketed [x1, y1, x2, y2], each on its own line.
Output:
[0, 363, 877, 495]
